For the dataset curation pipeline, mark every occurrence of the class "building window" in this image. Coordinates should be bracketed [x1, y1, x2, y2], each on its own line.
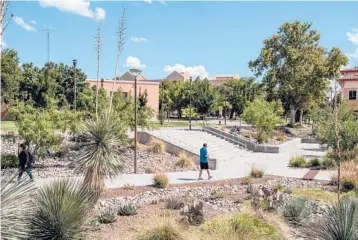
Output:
[349, 90, 357, 100]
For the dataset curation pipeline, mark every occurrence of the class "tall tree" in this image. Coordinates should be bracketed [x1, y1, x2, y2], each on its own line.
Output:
[249, 21, 346, 126]
[1, 49, 22, 104]
[191, 79, 216, 116]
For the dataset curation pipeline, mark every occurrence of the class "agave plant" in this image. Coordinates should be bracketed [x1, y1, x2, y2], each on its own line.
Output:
[1, 172, 35, 240]
[118, 204, 137, 216]
[304, 197, 358, 240]
[279, 197, 311, 226]
[28, 179, 95, 240]
[75, 114, 124, 198]
[99, 207, 118, 224]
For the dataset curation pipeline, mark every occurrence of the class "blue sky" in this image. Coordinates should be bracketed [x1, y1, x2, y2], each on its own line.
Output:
[3, 1, 358, 80]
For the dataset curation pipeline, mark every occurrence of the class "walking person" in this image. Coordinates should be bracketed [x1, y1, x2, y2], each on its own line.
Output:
[198, 143, 212, 180]
[18, 143, 33, 182]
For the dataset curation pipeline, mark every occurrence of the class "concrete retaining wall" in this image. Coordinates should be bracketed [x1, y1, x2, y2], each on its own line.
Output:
[138, 132, 217, 170]
[203, 126, 300, 154]
[301, 138, 320, 144]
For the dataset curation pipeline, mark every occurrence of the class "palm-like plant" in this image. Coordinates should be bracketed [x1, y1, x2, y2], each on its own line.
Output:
[29, 179, 95, 240]
[75, 114, 123, 197]
[304, 197, 358, 240]
[1, 172, 35, 240]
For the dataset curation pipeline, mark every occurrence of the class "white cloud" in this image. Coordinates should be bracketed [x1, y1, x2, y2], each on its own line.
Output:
[13, 17, 37, 32]
[29, 20, 37, 25]
[39, 0, 105, 20]
[125, 56, 146, 69]
[163, 64, 209, 79]
[131, 37, 148, 42]
[347, 28, 358, 61]
[347, 28, 358, 45]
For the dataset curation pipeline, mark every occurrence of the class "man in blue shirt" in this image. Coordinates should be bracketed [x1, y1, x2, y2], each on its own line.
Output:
[199, 143, 212, 180]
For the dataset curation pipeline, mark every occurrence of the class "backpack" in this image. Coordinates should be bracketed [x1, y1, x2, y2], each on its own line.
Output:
[26, 151, 35, 167]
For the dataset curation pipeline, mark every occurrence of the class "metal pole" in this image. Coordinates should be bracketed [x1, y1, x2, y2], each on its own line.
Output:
[134, 75, 138, 173]
[189, 77, 192, 130]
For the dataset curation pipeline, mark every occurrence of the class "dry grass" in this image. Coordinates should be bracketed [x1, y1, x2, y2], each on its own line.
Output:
[176, 152, 194, 168]
[292, 188, 336, 204]
[129, 139, 143, 150]
[153, 173, 169, 189]
[289, 156, 307, 168]
[250, 166, 265, 178]
[148, 138, 166, 154]
[341, 161, 358, 183]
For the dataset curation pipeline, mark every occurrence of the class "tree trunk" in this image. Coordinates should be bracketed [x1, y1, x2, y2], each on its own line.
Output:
[290, 107, 296, 127]
[299, 109, 304, 126]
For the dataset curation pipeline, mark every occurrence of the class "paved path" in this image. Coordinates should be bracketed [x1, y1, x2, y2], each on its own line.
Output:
[33, 129, 334, 189]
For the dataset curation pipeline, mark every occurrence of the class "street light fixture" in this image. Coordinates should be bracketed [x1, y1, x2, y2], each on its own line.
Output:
[189, 76, 192, 130]
[130, 68, 142, 174]
[73, 59, 77, 111]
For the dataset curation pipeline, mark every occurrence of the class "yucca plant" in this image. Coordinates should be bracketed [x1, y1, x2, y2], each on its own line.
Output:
[99, 207, 118, 223]
[304, 197, 358, 240]
[75, 114, 124, 198]
[28, 179, 95, 240]
[1, 172, 35, 240]
[118, 204, 138, 216]
[279, 197, 311, 226]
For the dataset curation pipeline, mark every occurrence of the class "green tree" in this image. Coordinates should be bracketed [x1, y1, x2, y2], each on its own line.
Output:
[182, 106, 199, 118]
[191, 79, 216, 116]
[1, 49, 22, 104]
[242, 98, 283, 143]
[249, 21, 348, 126]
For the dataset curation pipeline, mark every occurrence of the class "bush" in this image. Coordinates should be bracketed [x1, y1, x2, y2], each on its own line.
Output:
[273, 184, 284, 192]
[201, 213, 281, 240]
[148, 138, 165, 154]
[165, 197, 184, 210]
[304, 198, 358, 240]
[180, 200, 204, 226]
[98, 207, 118, 224]
[29, 179, 95, 239]
[175, 152, 193, 168]
[279, 198, 311, 226]
[289, 156, 307, 168]
[153, 173, 169, 189]
[210, 190, 225, 199]
[250, 166, 264, 178]
[242, 176, 251, 185]
[308, 157, 321, 167]
[1, 154, 18, 168]
[118, 204, 137, 216]
[322, 155, 337, 169]
[341, 177, 357, 192]
[122, 184, 136, 190]
[139, 220, 184, 240]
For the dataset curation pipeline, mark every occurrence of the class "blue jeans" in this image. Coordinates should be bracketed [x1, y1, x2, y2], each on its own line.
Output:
[18, 165, 33, 181]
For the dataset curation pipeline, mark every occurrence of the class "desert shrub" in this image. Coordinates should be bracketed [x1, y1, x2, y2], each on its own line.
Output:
[180, 200, 204, 226]
[308, 157, 321, 167]
[29, 179, 95, 239]
[279, 198, 311, 226]
[322, 155, 337, 169]
[129, 138, 143, 150]
[201, 213, 281, 240]
[118, 204, 137, 216]
[246, 184, 254, 194]
[242, 131, 251, 139]
[210, 190, 225, 199]
[304, 198, 358, 240]
[341, 177, 357, 192]
[165, 197, 184, 210]
[273, 184, 284, 192]
[153, 173, 169, 189]
[1, 154, 18, 168]
[122, 184, 136, 190]
[289, 156, 307, 168]
[242, 176, 251, 185]
[139, 220, 184, 240]
[176, 152, 193, 168]
[98, 207, 118, 224]
[292, 188, 336, 203]
[250, 166, 264, 178]
[148, 138, 165, 154]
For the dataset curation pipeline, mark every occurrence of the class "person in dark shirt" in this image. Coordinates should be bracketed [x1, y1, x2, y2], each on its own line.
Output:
[18, 143, 33, 181]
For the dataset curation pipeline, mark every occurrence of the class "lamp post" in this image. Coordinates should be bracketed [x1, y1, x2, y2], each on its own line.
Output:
[73, 59, 77, 111]
[130, 68, 142, 174]
[189, 76, 192, 130]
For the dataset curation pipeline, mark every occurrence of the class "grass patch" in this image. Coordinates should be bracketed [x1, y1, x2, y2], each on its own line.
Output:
[176, 152, 193, 168]
[153, 173, 169, 189]
[122, 184, 136, 190]
[138, 218, 185, 240]
[289, 156, 307, 168]
[292, 188, 336, 203]
[148, 138, 166, 154]
[250, 166, 264, 178]
[201, 213, 282, 240]
[322, 156, 337, 169]
[1, 121, 17, 131]
[307, 157, 321, 167]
